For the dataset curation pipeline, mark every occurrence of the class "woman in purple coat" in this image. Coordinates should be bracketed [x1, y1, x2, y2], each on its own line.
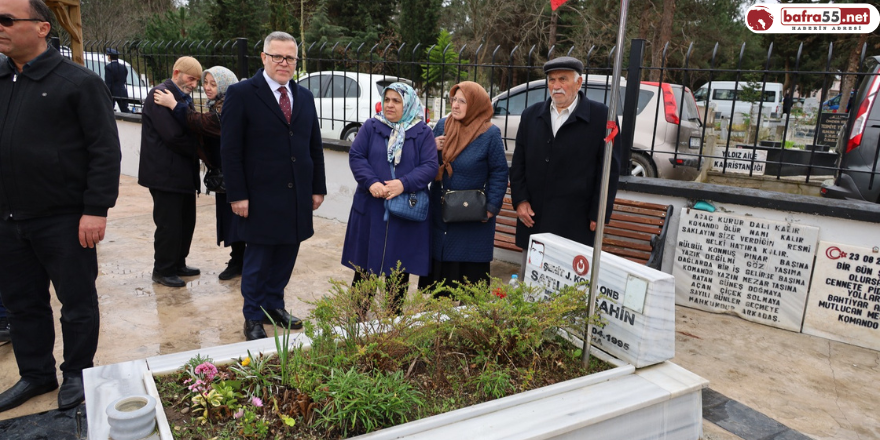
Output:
[340, 83, 438, 313]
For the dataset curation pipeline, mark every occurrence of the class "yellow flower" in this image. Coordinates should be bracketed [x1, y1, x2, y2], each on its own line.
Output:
[242, 357, 251, 367]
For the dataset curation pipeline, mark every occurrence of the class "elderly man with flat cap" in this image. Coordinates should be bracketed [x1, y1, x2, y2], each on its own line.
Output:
[139, 56, 204, 288]
[509, 56, 621, 265]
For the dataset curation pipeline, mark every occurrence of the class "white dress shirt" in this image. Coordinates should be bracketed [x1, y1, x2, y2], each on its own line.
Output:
[263, 70, 293, 112]
[549, 93, 579, 136]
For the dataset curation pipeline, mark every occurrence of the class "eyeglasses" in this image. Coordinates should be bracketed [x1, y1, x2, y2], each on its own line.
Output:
[450, 97, 467, 105]
[0, 15, 44, 27]
[264, 53, 298, 65]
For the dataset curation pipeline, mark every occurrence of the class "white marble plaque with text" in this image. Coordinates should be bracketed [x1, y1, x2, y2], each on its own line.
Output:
[523, 233, 676, 368]
[802, 241, 880, 351]
[673, 208, 819, 331]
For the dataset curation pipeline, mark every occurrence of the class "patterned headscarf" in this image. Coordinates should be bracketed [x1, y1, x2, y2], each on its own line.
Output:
[374, 82, 424, 165]
[202, 66, 237, 107]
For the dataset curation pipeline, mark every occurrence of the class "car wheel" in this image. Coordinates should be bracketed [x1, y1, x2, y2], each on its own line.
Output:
[630, 153, 657, 178]
[342, 125, 360, 142]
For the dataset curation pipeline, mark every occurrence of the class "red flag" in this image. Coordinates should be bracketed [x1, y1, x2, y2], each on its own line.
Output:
[551, 0, 569, 11]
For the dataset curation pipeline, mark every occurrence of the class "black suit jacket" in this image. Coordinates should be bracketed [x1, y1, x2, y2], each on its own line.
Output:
[509, 91, 621, 248]
[220, 69, 327, 245]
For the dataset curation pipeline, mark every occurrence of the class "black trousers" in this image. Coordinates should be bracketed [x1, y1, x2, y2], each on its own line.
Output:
[150, 189, 196, 276]
[0, 214, 100, 382]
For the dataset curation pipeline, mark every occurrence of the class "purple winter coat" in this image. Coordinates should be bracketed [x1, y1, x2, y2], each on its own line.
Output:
[341, 118, 439, 276]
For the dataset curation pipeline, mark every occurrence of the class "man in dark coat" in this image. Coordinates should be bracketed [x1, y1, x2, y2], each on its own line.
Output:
[139, 56, 203, 288]
[104, 48, 129, 113]
[0, 0, 120, 412]
[510, 56, 621, 256]
[221, 31, 327, 341]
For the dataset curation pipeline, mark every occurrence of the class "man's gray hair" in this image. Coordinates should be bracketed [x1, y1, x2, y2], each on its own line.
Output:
[263, 32, 297, 53]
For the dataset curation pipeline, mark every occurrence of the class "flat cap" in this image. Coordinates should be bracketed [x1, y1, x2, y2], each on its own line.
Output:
[105, 48, 119, 56]
[543, 56, 584, 75]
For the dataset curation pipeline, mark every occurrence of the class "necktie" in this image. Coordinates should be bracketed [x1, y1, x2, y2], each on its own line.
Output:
[278, 86, 291, 123]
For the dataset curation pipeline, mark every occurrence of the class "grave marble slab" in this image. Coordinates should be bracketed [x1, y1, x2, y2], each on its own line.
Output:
[84, 359, 149, 440]
[802, 241, 880, 350]
[522, 233, 676, 368]
[673, 208, 819, 332]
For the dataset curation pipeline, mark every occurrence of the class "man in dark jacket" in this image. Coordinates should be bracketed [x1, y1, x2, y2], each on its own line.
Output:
[139, 56, 203, 288]
[104, 48, 129, 113]
[221, 31, 326, 340]
[510, 57, 621, 256]
[0, 0, 121, 412]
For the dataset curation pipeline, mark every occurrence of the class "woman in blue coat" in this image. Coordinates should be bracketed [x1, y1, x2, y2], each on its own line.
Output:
[417, 81, 508, 296]
[341, 83, 438, 312]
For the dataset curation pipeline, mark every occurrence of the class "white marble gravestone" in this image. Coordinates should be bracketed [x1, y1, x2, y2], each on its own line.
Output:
[802, 241, 880, 351]
[522, 233, 676, 368]
[672, 208, 819, 332]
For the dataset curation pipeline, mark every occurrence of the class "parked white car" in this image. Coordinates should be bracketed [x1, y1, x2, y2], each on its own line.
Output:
[492, 75, 704, 180]
[297, 71, 415, 141]
[60, 48, 151, 113]
[694, 81, 784, 119]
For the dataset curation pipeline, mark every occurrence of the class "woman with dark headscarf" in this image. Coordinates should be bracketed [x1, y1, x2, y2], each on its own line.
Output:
[417, 81, 508, 296]
[341, 83, 438, 313]
[154, 66, 245, 280]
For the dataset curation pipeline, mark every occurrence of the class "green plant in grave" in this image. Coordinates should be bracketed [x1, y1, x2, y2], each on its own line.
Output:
[312, 367, 424, 436]
[262, 306, 295, 387]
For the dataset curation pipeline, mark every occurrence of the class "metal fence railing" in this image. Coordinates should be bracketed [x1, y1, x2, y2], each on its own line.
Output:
[59, 37, 879, 198]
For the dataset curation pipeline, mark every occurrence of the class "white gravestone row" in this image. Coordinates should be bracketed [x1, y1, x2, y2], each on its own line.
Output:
[673, 208, 820, 332]
[523, 233, 676, 368]
[803, 241, 880, 351]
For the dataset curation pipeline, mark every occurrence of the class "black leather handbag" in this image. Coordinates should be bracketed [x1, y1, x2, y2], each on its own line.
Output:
[204, 167, 225, 194]
[441, 186, 487, 223]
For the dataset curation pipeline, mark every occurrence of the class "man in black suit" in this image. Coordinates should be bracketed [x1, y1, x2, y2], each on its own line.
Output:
[104, 48, 129, 113]
[221, 31, 326, 340]
[138, 56, 203, 288]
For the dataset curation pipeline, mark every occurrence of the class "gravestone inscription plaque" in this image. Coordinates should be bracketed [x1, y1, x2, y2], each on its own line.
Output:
[523, 233, 676, 368]
[673, 208, 819, 331]
[802, 241, 880, 351]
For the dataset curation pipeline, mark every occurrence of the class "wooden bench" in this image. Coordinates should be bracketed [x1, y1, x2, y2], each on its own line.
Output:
[495, 188, 672, 270]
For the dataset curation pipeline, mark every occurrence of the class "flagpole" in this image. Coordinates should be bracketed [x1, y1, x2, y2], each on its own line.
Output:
[582, 0, 629, 366]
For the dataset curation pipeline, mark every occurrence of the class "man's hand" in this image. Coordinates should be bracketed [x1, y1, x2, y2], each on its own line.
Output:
[516, 201, 535, 228]
[79, 215, 107, 248]
[383, 179, 405, 200]
[312, 194, 325, 211]
[231, 200, 249, 218]
[590, 220, 597, 231]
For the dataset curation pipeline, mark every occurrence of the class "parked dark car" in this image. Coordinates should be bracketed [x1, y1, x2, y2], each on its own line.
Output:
[821, 55, 880, 203]
[822, 91, 854, 113]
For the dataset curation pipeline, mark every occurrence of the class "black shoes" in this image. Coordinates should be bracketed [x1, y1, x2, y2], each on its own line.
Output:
[263, 309, 303, 330]
[244, 320, 267, 340]
[0, 317, 10, 343]
[218, 262, 242, 280]
[176, 266, 201, 277]
[0, 379, 58, 413]
[151, 272, 186, 288]
[58, 375, 85, 410]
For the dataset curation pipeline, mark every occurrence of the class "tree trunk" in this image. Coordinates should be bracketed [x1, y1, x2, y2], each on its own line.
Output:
[838, 33, 868, 115]
[649, 0, 674, 82]
[549, 11, 558, 50]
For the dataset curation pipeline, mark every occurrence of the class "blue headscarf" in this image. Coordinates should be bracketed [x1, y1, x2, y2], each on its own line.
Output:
[374, 83, 424, 165]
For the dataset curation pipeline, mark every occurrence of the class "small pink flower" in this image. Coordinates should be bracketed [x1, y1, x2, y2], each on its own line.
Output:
[194, 362, 218, 382]
[233, 408, 244, 419]
[251, 397, 263, 407]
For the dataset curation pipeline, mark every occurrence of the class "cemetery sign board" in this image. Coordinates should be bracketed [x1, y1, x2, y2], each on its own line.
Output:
[802, 241, 880, 351]
[523, 233, 675, 368]
[673, 208, 819, 332]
